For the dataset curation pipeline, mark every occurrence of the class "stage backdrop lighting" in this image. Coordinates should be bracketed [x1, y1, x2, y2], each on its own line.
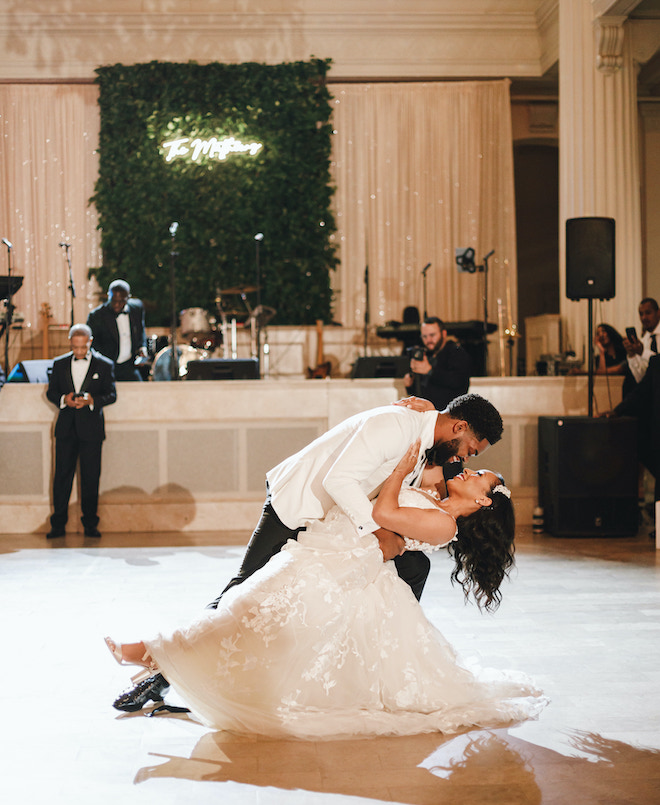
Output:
[92, 59, 337, 326]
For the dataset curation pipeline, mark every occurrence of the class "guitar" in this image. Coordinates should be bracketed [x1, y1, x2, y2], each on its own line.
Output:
[40, 302, 53, 359]
[307, 319, 331, 379]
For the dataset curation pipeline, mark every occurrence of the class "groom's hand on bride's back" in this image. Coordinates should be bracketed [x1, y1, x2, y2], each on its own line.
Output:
[392, 396, 436, 412]
[374, 528, 405, 560]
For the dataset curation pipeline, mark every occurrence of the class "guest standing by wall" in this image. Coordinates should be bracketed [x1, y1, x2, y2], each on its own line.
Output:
[46, 324, 116, 539]
[87, 279, 147, 381]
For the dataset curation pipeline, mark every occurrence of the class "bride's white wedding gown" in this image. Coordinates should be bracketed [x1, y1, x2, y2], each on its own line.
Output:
[145, 488, 547, 739]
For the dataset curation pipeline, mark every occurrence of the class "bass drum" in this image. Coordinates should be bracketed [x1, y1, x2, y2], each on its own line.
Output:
[151, 345, 209, 381]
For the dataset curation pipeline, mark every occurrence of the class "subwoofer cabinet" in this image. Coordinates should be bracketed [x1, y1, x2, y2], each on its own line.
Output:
[538, 416, 639, 537]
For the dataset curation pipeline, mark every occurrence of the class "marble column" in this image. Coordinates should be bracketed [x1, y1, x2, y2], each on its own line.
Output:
[559, 0, 642, 362]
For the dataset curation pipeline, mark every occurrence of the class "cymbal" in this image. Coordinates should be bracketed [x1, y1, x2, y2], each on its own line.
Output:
[218, 285, 259, 295]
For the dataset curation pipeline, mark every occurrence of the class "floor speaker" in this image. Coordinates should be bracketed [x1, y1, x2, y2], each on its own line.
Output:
[538, 416, 638, 537]
[565, 217, 615, 300]
[350, 355, 410, 379]
[186, 358, 259, 380]
[6, 359, 54, 383]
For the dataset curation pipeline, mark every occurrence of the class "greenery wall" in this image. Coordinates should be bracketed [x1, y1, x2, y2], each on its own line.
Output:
[92, 60, 336, 326]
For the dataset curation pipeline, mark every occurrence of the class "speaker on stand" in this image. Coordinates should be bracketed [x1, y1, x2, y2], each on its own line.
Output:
[565, 216, 615, 416]
[536, 218, 633, 538]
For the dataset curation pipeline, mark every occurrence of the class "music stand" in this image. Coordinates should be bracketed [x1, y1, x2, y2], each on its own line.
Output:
[1, 275, 23, 376]
[0, 275, 22, 300]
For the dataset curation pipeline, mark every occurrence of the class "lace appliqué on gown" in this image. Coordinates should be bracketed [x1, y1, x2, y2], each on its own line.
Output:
[399, 487, 458, 554]
[145, 485, 548, 740]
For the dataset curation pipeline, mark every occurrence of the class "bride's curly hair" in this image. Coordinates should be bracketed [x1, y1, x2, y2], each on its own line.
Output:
[448, 475, 515, 612]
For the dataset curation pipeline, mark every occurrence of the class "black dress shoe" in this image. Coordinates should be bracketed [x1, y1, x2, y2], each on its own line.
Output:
[113, 673, 170, 712]
[46, 529, 65, 539]
[84, 527, 101, 537]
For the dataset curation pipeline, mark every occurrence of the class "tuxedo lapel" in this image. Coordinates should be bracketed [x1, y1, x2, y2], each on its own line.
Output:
[128, 302, 140, 349]
[79, 358, 94, 394]
[103, 304, 120, 347]
[63, 354, 76, 394]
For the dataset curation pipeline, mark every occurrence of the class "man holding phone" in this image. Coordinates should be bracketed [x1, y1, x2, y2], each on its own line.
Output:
[46, 323, 117, 539]
[623, 298, 660, 386]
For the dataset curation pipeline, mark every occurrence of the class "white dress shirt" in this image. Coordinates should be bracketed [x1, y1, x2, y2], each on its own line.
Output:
[60, 352, 91, 408]
[627, 321, 660, 383]
[266, 406, 439, 535]
[116, 309, 132, 363]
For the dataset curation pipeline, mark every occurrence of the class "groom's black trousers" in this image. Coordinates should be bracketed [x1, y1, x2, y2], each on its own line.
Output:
[207, 493, 431, 610]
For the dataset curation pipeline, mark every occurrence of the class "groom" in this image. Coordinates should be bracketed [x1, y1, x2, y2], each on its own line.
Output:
[114, 392, 503, 711]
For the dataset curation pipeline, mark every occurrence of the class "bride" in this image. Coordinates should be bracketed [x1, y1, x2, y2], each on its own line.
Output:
[105, 441, 547, 739]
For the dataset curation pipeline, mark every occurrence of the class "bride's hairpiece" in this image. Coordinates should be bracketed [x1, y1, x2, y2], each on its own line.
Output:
[492, 484, 511, 499]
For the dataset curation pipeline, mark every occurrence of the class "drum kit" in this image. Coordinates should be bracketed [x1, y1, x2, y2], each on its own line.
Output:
[150, 285, 276, 380]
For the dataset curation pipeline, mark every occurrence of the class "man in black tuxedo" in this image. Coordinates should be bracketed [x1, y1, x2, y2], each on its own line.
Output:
[613, 353, 660, 502]
[87, 279, 147, 381]
[46, 323, 117, 539]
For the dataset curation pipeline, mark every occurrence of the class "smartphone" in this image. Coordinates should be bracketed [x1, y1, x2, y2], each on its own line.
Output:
[625, 326, 637, 342]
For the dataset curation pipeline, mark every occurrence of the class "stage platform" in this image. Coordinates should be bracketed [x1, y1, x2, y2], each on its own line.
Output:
[0, 375, 628, 535]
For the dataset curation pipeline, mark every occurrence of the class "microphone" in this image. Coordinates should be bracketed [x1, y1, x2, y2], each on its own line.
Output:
[2, 238, 13, 249]
[421, 262, 431, 275]
[58, 242, 69, 248]
[169, 222, 179, 237]
[484, 249, 495, 259]
[254, 232, 264, 242]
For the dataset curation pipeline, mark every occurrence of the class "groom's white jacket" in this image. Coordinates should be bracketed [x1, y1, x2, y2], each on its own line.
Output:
[266, 405, 439, 536]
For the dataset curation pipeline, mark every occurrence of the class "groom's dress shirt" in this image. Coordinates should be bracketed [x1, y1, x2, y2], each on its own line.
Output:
[267, 406, 438, 536]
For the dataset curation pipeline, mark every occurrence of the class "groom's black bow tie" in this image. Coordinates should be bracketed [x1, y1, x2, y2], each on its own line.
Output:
[114, 309, 128, 317]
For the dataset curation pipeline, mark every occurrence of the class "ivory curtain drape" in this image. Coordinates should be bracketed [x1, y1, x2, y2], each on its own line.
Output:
[0, 80, 517, 375]
[0, 84, 102, 337]
[328, 80, 518, 374]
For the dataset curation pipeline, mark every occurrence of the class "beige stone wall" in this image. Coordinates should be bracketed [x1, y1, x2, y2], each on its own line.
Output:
[0, 375, 625, 534]
[0, 1, 550, 82]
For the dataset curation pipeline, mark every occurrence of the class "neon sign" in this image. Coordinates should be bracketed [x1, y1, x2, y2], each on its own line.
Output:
[161, 136, 263, 163]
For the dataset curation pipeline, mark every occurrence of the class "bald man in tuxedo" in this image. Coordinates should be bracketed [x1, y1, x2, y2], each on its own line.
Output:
[87, 279, 147, 381]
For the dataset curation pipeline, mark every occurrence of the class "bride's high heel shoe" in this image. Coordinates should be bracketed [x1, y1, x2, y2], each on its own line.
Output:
[104, 637, 158, 684]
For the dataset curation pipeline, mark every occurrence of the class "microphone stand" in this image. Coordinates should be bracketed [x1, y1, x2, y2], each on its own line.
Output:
[421, 262, 431, 318]
[2, 239, 13, 377]
[254, 233, 263, 376]
[60, 243, 75, 327]
[363, 264, 369, 356]
[587, 298, 594, 417]
[169, 223, 179, 380]
[480, 249, 495, 372]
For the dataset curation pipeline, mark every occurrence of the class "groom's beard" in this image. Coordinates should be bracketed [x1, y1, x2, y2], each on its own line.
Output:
[426, 438, 460, 466]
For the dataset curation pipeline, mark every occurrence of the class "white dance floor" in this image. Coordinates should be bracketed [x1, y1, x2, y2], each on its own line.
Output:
[1, 525, 659, 804]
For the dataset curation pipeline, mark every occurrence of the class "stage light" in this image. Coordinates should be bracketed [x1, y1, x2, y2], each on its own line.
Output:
[455, 247, 477, 273]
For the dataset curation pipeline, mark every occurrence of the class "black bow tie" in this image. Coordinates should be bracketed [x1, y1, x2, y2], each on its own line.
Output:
[114, 309, 128, 317]
[74, 357, 88, 361]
